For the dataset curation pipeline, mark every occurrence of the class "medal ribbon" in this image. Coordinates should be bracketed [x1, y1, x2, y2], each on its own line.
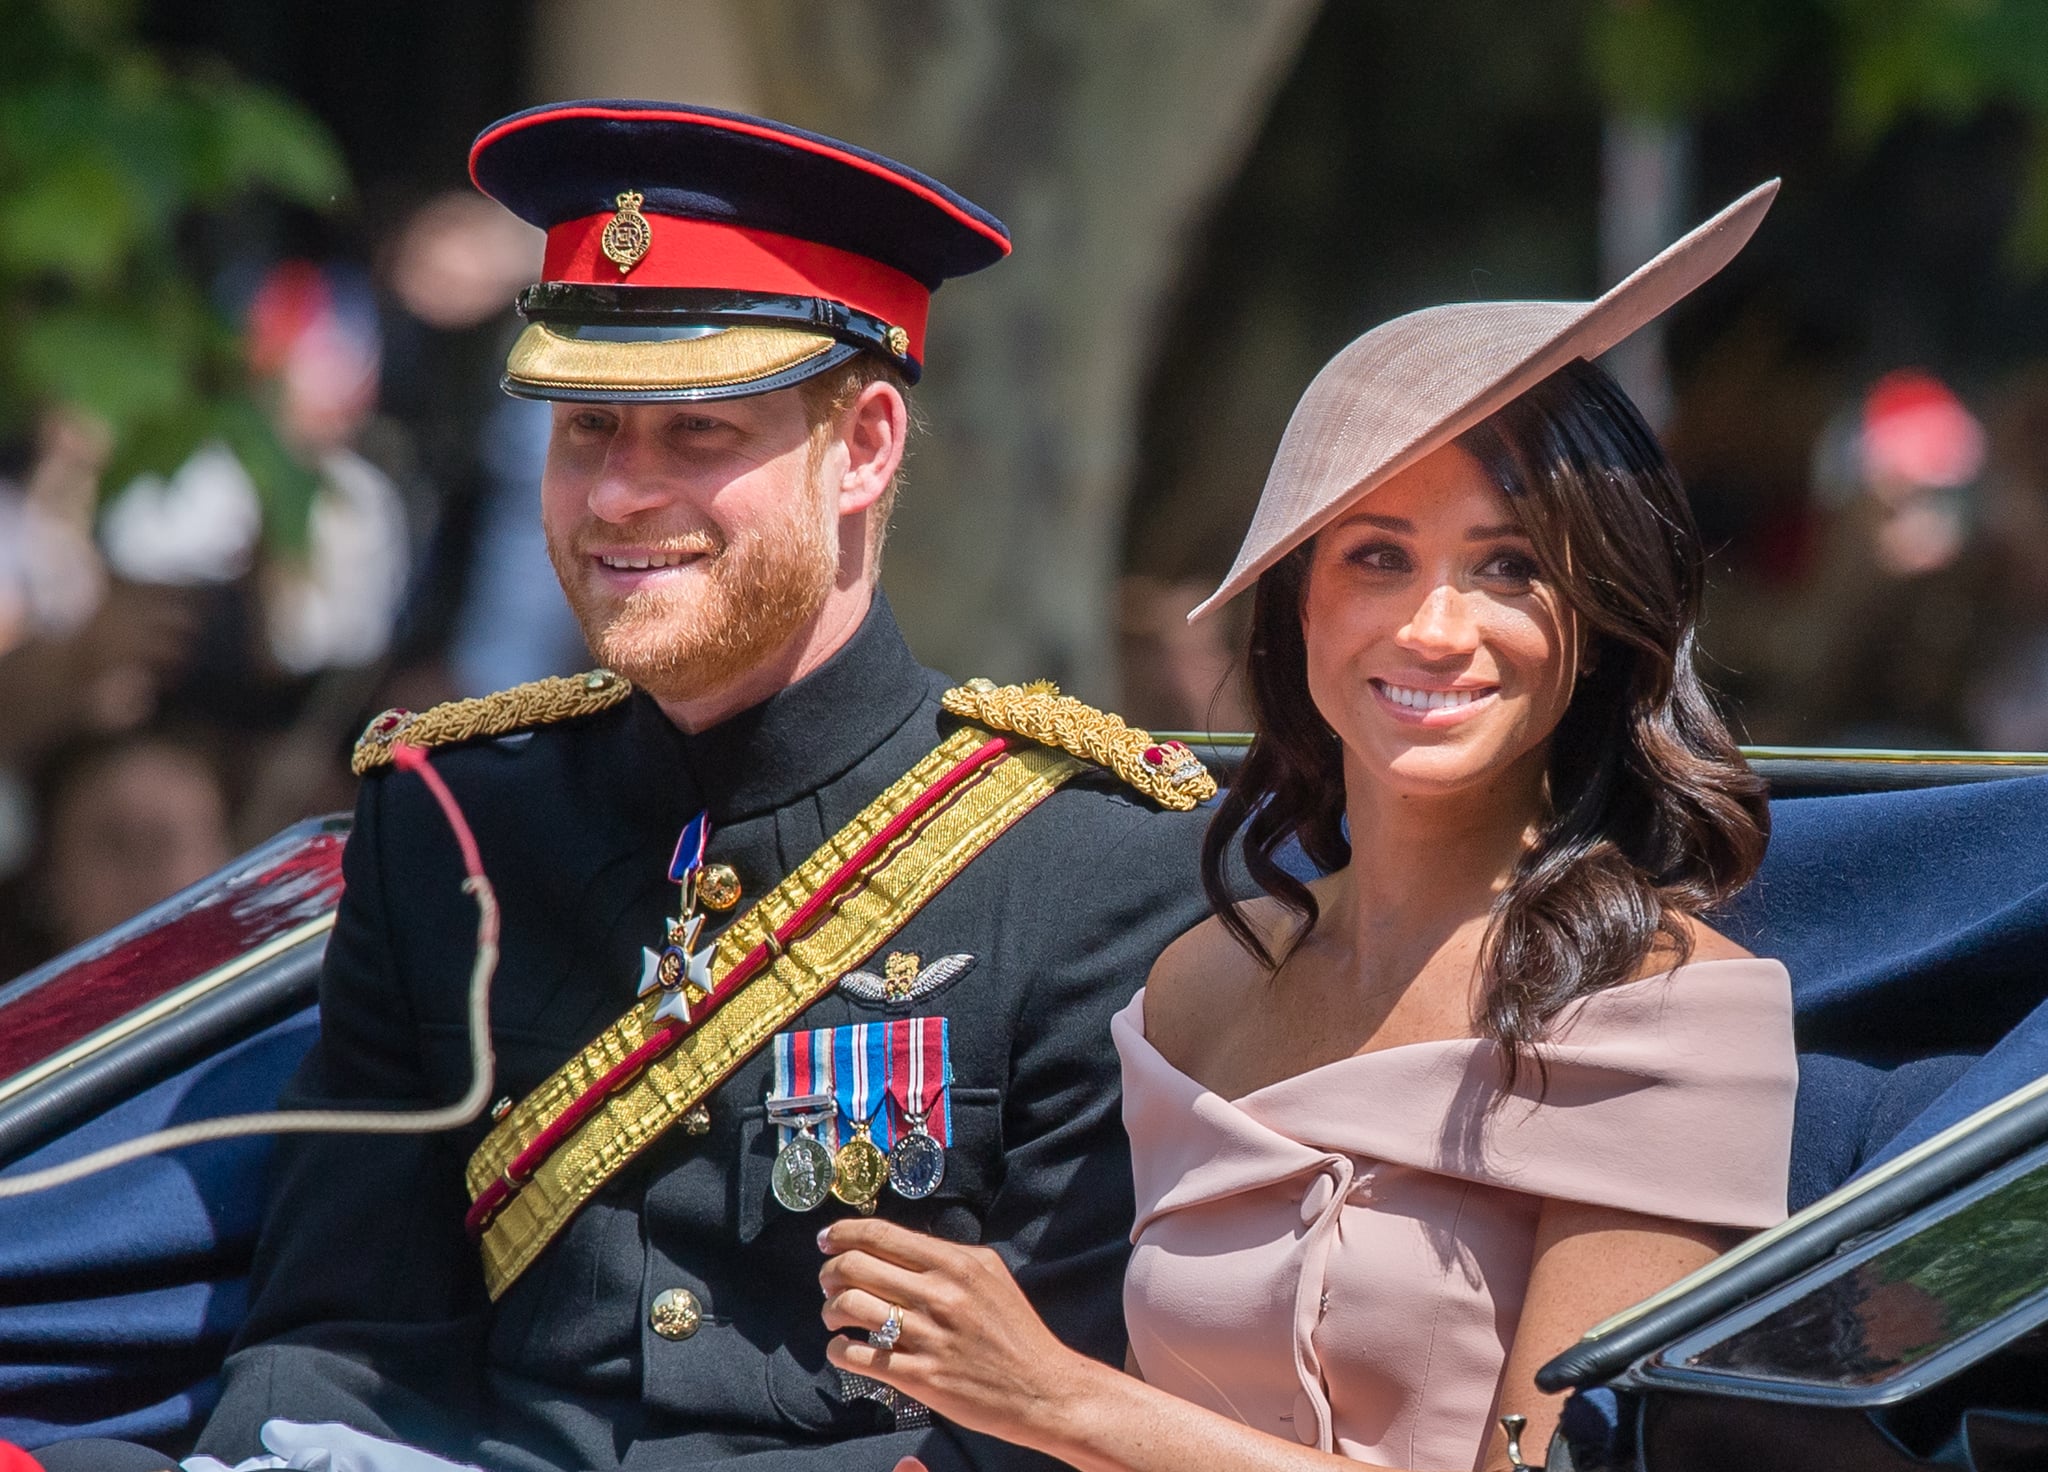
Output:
[832, 1023, 891, 1149]
[885, 1017, 952, 1146]
[773, 1029, 840, 1149]
[668, 810, 710, 889]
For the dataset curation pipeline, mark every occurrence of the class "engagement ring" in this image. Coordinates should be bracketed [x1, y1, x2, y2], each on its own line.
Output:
[868, 1304, 903, 1350]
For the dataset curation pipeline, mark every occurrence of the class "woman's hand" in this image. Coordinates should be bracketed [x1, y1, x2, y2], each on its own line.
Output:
[818, 1217, 1101, 1443]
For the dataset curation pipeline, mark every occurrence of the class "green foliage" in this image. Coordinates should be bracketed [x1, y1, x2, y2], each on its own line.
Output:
[0, 0, 351, 552]
[1588, 0, 2048, 271]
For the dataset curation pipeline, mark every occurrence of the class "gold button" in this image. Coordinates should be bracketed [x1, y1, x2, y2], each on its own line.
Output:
[696, 863, 742, 911]
[650, 1287, 702, 1340]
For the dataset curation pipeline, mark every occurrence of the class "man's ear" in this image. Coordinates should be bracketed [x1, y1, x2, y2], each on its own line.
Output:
[833, 380, 908, 515]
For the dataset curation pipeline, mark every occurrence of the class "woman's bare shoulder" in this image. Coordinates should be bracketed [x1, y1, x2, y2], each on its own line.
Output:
[1683, 915, 1755, 964]
[1638, 913, 1755, 979]
[1142, 899, 1293, 1050]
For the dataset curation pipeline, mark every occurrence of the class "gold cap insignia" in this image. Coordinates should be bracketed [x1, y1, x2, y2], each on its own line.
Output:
[600, 190, 652, 276]
[884, 324, 911, 358]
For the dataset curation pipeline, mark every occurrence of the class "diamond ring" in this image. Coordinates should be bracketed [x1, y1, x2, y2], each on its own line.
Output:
[868, 1303, 903, 1350]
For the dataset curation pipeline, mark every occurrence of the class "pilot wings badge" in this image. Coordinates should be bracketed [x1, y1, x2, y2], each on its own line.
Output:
[838, 951, 976, 1007]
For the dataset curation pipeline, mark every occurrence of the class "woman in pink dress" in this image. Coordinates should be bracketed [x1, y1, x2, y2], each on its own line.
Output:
[817, 183, 1798, 1472]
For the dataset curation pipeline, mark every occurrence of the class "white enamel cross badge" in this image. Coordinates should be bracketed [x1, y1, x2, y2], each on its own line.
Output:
[639, 912, 716, 1025]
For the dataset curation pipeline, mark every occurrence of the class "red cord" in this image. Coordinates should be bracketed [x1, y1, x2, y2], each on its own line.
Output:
[392, 743, 486, 883]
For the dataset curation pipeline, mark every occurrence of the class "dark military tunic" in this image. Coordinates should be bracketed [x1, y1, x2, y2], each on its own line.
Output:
[198, 598, 1215, 1472]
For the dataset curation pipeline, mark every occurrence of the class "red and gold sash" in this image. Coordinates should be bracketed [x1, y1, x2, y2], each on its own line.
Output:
[463, 726, 1083, 1298]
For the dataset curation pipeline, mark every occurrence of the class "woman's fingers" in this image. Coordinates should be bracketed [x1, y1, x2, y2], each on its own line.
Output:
[892, 1459, 928, 1472]
[821, 1286, 899, 1338]
[819, 1246, 927, 1308]
[818, 1216, 948, 1268]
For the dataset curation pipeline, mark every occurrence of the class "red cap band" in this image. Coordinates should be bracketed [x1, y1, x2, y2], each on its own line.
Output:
[543, 214, 930, 360]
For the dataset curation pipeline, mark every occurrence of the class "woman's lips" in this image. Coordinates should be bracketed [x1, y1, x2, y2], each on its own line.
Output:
[1369, 677, 1500, 727]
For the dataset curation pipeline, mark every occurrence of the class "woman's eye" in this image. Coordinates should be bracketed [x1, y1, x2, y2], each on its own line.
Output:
[1344, 541, 1410, 573]
[1479, 551, 1539, 585]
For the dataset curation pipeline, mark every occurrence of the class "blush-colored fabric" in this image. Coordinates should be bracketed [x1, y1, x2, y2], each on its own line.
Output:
[1190, 184, 1777, 617]
[1116, 958, 1796, 1471]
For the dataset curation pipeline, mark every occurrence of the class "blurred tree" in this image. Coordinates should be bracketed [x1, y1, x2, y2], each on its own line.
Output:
[0, 0, 350, 550]
[1591, 0, 2048, 269]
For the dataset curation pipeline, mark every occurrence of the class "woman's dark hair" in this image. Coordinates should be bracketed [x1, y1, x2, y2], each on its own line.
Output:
[1200, 356, 1769, 1084]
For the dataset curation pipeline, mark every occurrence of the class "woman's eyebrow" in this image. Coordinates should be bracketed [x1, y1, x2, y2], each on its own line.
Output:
[1337, 512, 1414, 533]
[1465, 522, 1527, 540]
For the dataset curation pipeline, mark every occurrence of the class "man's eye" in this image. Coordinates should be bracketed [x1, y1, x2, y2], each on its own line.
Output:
[569, 412, 614, 433]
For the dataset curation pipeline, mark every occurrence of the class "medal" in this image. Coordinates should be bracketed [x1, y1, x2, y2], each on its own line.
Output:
[636, 813, 718, 1024]
[884, 1016, 951, 1200]
[829, 1023, 890, 1213]
[767, 1092, 837, 1212]
[887, 1115, 946, 1200]
[831, 1122, 888, 1213]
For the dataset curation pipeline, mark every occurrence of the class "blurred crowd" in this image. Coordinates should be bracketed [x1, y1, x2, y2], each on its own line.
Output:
[12, 193, 2048, 979]
[0, 192, 586, 978]
[1698, 365, 2048, 752]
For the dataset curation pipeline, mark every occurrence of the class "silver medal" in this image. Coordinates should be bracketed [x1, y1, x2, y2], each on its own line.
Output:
[773, 1133, 836, 1212]
[887, 1113, 946, 1200]
[767, 1093, 837, 1213]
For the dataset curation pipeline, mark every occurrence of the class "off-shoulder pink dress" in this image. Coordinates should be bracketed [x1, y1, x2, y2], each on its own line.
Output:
[1115, 959, 1796, 1472]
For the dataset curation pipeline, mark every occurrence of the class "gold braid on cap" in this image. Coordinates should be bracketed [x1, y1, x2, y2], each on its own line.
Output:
[940, 679, 1216, 811]
[352, 670, 633, 777]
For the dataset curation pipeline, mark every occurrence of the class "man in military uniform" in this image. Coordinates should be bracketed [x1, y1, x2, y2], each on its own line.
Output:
[112, 103, 1216, 1472]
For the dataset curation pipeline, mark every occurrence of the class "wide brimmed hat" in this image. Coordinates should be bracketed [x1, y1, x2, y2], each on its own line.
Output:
[470, 101, 1010, 402]
[1190, 180, 1779, 619]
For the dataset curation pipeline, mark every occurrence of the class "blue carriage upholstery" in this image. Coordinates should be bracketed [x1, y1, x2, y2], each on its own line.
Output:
[0, 1014, 317, 1448]
[1723, 774, 2048, 1209]
[1, 766, 2044, 1452]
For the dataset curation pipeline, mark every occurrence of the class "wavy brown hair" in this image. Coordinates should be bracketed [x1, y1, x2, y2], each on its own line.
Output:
[1200, 356, 1769, 1084]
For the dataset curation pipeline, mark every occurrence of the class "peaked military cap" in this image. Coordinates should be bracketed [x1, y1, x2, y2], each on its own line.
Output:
[469, 100, 1012, 401]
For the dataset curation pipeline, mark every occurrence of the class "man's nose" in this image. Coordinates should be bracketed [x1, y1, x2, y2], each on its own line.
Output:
[584, 424, 674, 522]
[1396, 582, 1481, 656]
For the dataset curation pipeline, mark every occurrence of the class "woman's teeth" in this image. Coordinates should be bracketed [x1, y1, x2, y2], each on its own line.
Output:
[600, 552, 691, 570]
[1377, 682, 1487, 711]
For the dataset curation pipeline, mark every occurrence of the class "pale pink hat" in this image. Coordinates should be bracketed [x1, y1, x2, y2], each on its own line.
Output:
[1190, 180, 1780, 620]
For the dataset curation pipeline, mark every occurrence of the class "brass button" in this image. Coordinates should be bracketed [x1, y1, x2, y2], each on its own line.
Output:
[650, 1287, 702, 1340]
[696, 863, 742, 911]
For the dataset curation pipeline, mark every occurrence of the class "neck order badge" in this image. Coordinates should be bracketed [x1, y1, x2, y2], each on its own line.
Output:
[637, 811, 716, 1025]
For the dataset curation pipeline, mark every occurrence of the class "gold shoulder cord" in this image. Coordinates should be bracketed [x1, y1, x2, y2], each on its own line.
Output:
[352, 670, 633, 778]
[940, 679, 1217, 810]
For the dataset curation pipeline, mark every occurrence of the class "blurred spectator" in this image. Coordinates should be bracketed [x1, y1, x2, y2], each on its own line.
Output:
[0, 414, 201, 781]
[379, 191, 584, 696]
[1780, 370, 1996, 747]
[98, 260, 412, 680]
[1117, 574, 1249, 733]
[1967, 371, 2048, 751]
[0, 730, 232, 978]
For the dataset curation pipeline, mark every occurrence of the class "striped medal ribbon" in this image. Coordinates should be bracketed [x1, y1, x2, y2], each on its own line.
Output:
[829, 1024, 890, 1213]
[885, 1016, 950, 1200]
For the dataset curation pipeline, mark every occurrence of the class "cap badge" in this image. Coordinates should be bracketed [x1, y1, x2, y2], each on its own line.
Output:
[601, 190, 652, 275]
[884, 324, 910, 359]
